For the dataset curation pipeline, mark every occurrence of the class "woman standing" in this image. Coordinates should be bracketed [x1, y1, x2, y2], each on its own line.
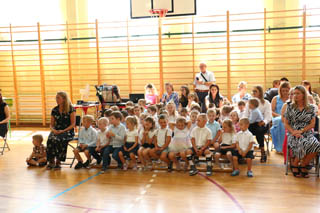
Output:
[270, 82, 290, 152]
[205, 84, 223, 109]
[46, 91, 76, 170]
[284, 86, 320, 178]
[245, 85, 272, 162]
[0, 90, 10, 138]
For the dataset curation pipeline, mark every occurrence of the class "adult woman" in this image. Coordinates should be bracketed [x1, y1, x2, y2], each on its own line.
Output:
[270, 82, 291, 152]
[161, 83, 179, 109]
[179, 85, 190, 108]
[245, 85, 272, 162]
[302, 80, 320, 108]
[46, 91, 76, 170]
[205, 84, 223, 109]
[144, 83, 159, 105]
[231, 81, 252, 104]
[283, 86, 320, 178]
[0, 91, 10, 138]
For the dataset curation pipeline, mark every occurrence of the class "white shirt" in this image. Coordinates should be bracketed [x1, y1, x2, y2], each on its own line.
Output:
[156, 127, 172, 147]
[244, 99, 272, 126]
[168, 114, 177, 124]
[139, 129, 156, 144]
[194, 71, 216, 90]
[169, 127, 191, 151]
[237, 109, 245, 119]
[190, 126, 212, 148]
[233, 130, 255, 151]
[221, 132, 235, 145]
[97, 129, 108, 146]
[126, 129, 139, 143]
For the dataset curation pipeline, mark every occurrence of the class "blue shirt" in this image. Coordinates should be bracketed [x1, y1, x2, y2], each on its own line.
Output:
[108, 124, 126, 148]
[162, 92, 179, 109]
[206, 120, 221, 141]
[249, 108, 263, 124]
[79, 126, 97, 147]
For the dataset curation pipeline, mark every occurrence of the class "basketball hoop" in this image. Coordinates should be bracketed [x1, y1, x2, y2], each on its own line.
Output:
[149, 9, 168, 18]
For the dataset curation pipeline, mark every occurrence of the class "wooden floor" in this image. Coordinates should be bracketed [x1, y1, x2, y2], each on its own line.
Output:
[1, 127, 320, 213]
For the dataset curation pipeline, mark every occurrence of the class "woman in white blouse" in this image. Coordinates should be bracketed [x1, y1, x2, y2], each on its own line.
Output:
[244, 85, 272, 163]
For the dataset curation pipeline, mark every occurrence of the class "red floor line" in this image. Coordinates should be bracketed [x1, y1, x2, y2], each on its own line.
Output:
[198, 172, 245, 213]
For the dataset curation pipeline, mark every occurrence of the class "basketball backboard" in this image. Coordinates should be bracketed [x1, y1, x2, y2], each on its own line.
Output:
[130, 0, 196, 19]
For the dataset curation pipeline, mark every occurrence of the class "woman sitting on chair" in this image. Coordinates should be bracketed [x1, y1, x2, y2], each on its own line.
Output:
[46, 91, 76, 170]
[270, 82, 290, 153]
[0, 90, 10, 138]
[283, 86, 320, 178]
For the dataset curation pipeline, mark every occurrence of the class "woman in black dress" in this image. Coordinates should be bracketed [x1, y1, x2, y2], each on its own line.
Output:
[46, 91, 76, 170]
[0, 91, 10, 138]
[284, 86, 320, 178]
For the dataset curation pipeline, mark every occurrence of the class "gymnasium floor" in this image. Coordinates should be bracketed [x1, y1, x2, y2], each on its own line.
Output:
[1, 127, 320, 213]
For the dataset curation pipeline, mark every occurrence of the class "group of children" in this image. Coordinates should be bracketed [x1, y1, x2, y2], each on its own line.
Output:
[27, 95, 267, 178]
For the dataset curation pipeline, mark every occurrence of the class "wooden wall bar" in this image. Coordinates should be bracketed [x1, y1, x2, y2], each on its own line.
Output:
[0, 7, 320, 125]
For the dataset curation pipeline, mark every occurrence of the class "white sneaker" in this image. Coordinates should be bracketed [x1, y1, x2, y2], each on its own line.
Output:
[123, 164, 128, 171]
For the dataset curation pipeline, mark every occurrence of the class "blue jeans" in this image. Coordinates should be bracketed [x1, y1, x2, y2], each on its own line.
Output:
[101, 145, 122, 169]
[88, 146, 102, 162]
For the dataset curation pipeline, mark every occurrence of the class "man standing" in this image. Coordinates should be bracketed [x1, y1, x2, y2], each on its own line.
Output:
[194, 62, 216, 112]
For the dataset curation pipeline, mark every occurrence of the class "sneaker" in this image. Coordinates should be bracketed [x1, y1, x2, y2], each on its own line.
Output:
[231, 169, 240, 176]
[168, 162, 173, 172]
[247, 171, 253, 178]
[74, 162, 83, 170]
[123, 164, 128, 171]
[206, 166, 213, 176]
[100, 167, 107, 174]
[189, 165, 198, 176]
[83, 160, 90, 168]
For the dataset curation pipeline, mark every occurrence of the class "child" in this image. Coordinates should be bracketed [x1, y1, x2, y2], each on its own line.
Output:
[133, 105, 141, 118]
[125, 101, 134, 108]
[190, 103, 201, 113]
[206, 109, 222, 145]
[74, 115, 98, 169]
[126, 107, 134, 116]
[110, 105, 120, 111]
[121, 110, 129, 126]
[26, 134, 47, 167]
[231, 118, 255, 177]
[119, 116, 140, 170]
[102, 111, 126, 172]
[189, 110, 199, 133]
[149, 114, 172, 171]
[186, 93, 199, 112]
[248, 98, 263, 125]
[179, 107, 190, 121]
[94, 117, 109, 166]
[219, 105, 234, 123]
[214, 119, 236, 169]
[186, 114, 213, 176]
[138, 116, 156, 170]
[230, 110, 240, 132]
[237, 101, 246, 119]
[138, 99, 147, 111]
[145, 83, 159, 105]
[168, 117, 191, 171]
[104, 109, 113, 121]
[147, 105, 158, 121]
[167, 101, 178, 129]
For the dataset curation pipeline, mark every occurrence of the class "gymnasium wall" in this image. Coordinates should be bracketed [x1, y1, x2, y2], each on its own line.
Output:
[0, 0, 320, 125]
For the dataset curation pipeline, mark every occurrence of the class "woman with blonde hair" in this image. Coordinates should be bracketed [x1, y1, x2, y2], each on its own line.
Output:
[284, 86, 320, 178]
[46, 91, 76, 170]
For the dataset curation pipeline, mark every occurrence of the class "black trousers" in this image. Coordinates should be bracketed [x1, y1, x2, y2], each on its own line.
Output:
[249, 122, 269, 148]
[196, 91, 208, 113]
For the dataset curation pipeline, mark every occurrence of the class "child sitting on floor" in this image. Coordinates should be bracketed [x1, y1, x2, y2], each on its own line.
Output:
[26, 134, 47, 167]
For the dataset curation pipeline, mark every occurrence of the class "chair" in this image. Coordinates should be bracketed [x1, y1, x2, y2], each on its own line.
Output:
[0, 124, 10, 155]
[264, 123, 272, 156]
[61, 115, 81, 168]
